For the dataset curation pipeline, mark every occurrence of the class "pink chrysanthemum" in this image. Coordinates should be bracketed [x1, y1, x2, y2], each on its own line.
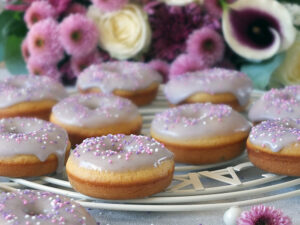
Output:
[59, 14, 98, 58]
[65, 3, 87, 15]
[70, 51, 103, 77]
[91, 0, 128, 12]
[237, 205, 292, 225]
[204, 0, 223, 18]
[148, 59, 170, 83]
[186, 27, 225, 67]
[49, 0, 71, 14]
[24, 1, 56, 28]
[169, 54, 206, 79]
[21, 37, 30, 62]
[27, 58, 61, 81]
[27, 18, 64, 64]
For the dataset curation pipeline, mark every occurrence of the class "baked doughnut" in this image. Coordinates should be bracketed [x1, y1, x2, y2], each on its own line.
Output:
[50, 93, 142, 146]
[0, 189, 97, 225]
[151, 103, 251, 164]
[0, 75, 67, 120]
[248, 85, 300, 123]
[247, 119, 300, 176]
[164, 68, 252, 111]
[0, 117, 70, 177]
[66, 134, 174, 199]
[76, 62, 162, 106]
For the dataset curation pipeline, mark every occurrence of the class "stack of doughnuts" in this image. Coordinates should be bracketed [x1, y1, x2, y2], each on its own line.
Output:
[0, 75, 67, 120]
[164, 68, 253, 111]
[77, 61, 162, 106]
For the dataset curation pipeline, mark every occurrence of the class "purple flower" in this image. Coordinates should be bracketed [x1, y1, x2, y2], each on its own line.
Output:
[186, 27, 225, 67]
[146, 2, 203, 62]
[27, 18, 64, 64]
[204, 0, 222, 18]
[148, 59, 170, 83]
[27, 58, 61, 81]
[237, 205, 292, 225]
[222, 0, 296, 60]
[169, 54, 206, 78]
[91, 0, 128, 12]
[24, 1, 56, 28]
[59, 14, 98, 58]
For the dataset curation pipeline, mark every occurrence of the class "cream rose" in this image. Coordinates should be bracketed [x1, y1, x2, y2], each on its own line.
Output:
[272, 31, 300, 85]
[87, 4, 151, 60]
[158, 0, 203, 6]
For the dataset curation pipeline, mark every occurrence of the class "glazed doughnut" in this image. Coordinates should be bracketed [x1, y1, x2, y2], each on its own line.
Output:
[0, 117, 70, 177]
[0, 75, 67, 120]
[151, 103, 251, 164]
[66, 134, 174, 199]
[164, 68, 252, 111]
[248, 85, 300, 123]
[50, 93, 142, 146]
[247, 119, 300, 176]
[0, 190, 97, 225]
[77, 62, 162, 106]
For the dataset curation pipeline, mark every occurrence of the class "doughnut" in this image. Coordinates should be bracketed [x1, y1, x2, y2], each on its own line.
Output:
[0, 117, 70, 177]
[248, 85, 300, 123]
[164, 68, 252, 111]
[66, 134, 174, 199]
[50, 93, 142, 146]
[0, 75, 67, 120]
[150, 103, 251, 164]
[247, 119, 300, 176]
[76, 62, 162, 106]
[0, 190, 97, 224]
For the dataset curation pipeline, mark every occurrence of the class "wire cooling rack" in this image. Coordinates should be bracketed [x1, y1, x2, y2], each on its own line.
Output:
[2, 89, 300, 212]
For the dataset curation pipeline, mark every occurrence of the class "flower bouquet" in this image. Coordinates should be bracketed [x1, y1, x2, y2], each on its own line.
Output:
[0, 0, 299, 89]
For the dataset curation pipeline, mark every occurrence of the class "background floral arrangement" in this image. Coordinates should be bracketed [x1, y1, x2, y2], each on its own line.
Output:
[0, 0, 299, 89]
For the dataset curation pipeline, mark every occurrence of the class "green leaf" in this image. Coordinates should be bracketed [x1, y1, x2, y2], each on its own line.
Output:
[4, 36, 27, 74]
[241, 53, 284, 90]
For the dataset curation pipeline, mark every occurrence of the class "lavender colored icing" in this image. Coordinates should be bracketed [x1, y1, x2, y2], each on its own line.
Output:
[164, 68, 253, 105]
[70, 134, 174, 172]
[0, 117, 69, 173]
[248, 86, 300, 122]
[77, 62, 162, 92]
[151, 103, 251, 140]
[249, 119, 300, 152]
[0, 190, 97, 225]
[0, 75, 67, 108]
[52, 93, 140, 128]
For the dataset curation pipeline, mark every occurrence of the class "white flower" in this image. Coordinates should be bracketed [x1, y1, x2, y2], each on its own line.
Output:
[284, 3, 300, 26]
[87, 4, 151, 60]
[158, 0, 203, 6]
[272, 31, 300, 85]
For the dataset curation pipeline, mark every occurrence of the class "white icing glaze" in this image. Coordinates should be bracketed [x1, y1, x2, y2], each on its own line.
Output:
[0, 117, 69, 173]
[164, 68, 253, 105]
[52, 93, 140, 128]
[248, 85, 300, 122]
[0, 190, 97, 225]
[76, 62, 162, 93]
[0, 75, 67, 108]
[249, 119, 300, 152]
[151, 103, 251, 140]
[70, 134, 174, 172]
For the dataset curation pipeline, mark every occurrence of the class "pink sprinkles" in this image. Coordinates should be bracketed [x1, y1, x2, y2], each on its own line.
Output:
[0, 190, 92, 224]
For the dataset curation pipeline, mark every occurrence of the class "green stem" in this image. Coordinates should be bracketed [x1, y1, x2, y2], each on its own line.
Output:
[219, 0, 229, 11]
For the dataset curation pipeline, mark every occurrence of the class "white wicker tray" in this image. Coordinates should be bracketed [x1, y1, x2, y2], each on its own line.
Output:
[2, 89, 300, 212]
